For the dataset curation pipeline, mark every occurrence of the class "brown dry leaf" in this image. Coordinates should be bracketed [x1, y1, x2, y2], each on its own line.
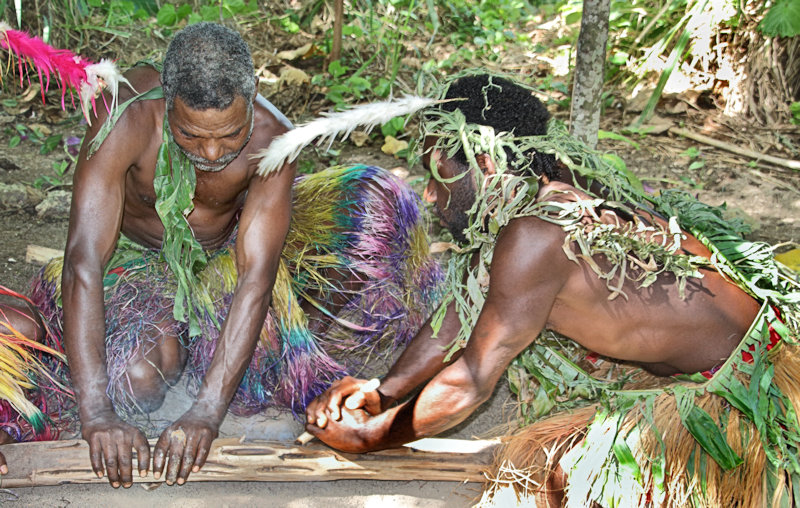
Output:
[430, 242, 457, 254]
[350, 131, 370, 147]
[20, 85, 40, 103]
[279, 67, 310, 87]
[28, 123, 52, 136]
[277, 43, 313, 61]
[381, 136, 408, 156]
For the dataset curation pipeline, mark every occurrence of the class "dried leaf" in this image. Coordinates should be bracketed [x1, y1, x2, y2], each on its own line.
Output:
[381, 135, 408, 156]
[276, 43, 313, 61]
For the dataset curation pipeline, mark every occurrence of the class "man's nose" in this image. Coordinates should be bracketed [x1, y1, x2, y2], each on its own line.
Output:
[423, 178, 437, 203]
[199, 140, 224, 162]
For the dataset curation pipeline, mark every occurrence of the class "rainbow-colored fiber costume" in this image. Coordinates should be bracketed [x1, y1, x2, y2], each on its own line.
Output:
[0, 287, 70, 443]
[30, 165, 442, 424]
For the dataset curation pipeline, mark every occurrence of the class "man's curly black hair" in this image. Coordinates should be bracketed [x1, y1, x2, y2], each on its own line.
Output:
[161, 22, 256, 112]
[439, 74, 559, 180]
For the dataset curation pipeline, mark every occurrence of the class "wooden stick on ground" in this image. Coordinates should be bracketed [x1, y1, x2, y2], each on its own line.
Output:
[0, 437, 500, 488]
[25, 244, 62, 265]
[669, 127, 800, 171]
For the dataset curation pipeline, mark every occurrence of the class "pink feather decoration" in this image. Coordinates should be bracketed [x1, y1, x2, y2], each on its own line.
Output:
[0, 22, 129, 124]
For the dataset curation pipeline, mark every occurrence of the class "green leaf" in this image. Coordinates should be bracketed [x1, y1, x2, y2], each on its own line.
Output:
[681, 146, 701, 158]
[688, 160, 705, 171]
[681, 404, 743, 470]
[8, 135, 20, 148]
[374, 78, 391, 98]
[601, 153, 644, 194]
[328, 60, 348, 79]
[346, 76, 372, 96]
[609, 51, 629, 66]
[598, 130, 640, 149]
[176, 4, 193, 20]
[40, 134, 63, 155]
[759, 0, 800, 37]
[156, 4, 177, 26]
[342, 25, 364, 37]
[381, 116, 405, 138]
[200, 5, 219, 22]
[612, 438, 641, 484]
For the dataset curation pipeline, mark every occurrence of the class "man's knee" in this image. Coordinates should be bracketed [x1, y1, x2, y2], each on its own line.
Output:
[123, 339, 186, 413]
[125, 359, 172, 413]
[0, 296, 46, 342]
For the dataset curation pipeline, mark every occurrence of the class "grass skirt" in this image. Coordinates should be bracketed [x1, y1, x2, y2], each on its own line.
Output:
[483, 303, 800, 507]
[28, 165, 443, 428]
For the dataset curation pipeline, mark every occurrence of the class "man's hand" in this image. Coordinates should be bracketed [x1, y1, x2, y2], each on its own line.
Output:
[81, 411, 150, 488]
[0, 451, 6, 475]
[305, 377, 383, 429]
[153, 409, 219, 485]
[305, 405, 379, 453]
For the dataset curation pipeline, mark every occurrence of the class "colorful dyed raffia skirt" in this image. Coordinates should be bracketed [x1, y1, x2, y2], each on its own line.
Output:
[23, 164, 442, 430]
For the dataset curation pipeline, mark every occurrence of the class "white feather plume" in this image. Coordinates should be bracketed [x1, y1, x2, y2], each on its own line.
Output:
[80, 59, 134, 126]
[254, 95, 438, 176]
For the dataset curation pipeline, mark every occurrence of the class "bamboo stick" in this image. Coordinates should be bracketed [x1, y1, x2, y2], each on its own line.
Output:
[0, 437, 500, 487]
[669, 127, 800, 171]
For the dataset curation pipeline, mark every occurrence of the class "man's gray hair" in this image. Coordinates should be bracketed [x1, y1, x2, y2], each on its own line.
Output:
[162, 22, 256, 111]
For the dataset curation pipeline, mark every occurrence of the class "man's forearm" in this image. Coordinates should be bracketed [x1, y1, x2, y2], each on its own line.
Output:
[61, 265, 115, 419]
[378, 299, 462, 408]
[191, 277, 271, 422]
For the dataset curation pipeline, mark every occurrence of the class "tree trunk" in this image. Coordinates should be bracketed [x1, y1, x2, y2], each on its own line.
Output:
[569, 0, 610, 149]
[328, 0, 344, 69]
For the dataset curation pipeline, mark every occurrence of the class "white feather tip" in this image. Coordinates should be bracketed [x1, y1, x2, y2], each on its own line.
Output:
[254, 95, 438, 176]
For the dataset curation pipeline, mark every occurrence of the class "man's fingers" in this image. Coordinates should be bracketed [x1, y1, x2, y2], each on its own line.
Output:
[344, 391, 366, 410]
[133, 432, 151, 477]
[192, 435, 213, 473]
[327, 390, 344, 421]
[116, 440, 134, 488]
[103, 447, 121, 488]
[363, 390, 383, 415]
[177, 435, 200, 484]
[0, 451, 7, 475]
[165, 427, 187, 485]
[165, 446, 183, 485]
[152, 432, 169, 480]
[89, 439, 106, 479]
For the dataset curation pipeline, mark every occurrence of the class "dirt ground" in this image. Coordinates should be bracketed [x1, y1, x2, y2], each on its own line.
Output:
[1, 23, 799, 508]
[1, 99, 798, 507]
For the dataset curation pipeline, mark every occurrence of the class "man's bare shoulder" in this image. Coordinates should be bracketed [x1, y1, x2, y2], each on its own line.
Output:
[497, 215, 570, 266]
[246, 95, 291, 151]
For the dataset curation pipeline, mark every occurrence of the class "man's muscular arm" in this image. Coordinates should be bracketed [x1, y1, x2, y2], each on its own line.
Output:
[307, 218, 571, 452]
[152, 158, 295, 485]
[62, 86, 154, 488]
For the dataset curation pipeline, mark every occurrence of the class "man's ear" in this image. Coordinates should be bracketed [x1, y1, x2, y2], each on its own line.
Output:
[476, 154, 496, 175]
[423, 176, 437, 203]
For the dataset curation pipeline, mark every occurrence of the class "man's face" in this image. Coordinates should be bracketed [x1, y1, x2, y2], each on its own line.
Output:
[168, 95, 254, 172]
[422, 136, 476, 244]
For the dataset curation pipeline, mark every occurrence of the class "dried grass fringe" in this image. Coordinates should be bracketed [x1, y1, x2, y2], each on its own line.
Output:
[483, 344, 800, 507]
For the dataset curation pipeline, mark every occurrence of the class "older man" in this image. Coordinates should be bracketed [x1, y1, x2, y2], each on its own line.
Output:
[16, 22, 441, 489]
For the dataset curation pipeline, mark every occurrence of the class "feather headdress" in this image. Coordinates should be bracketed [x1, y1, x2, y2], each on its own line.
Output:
[0, 22, 131, 125]
[254, 95, 439, 176]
